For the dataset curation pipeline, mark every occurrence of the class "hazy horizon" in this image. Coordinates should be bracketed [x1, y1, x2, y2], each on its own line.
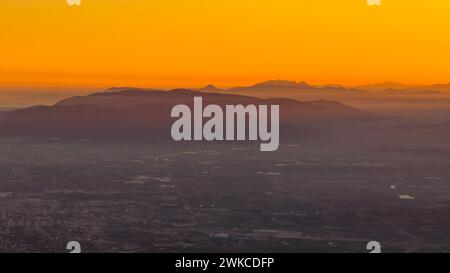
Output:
[1, 78, 450, 109]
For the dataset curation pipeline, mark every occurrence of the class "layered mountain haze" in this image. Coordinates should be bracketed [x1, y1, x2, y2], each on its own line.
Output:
[355, 82, 450, 93]
[2, 80, 450, 111]
[1, 87, 448, 149]
[0, 88, 373, 141]
[0, 79, 449, 145]
[228, 80, 450, 98]
[204, 80, 450, 122]
[228, 80, 366, 96]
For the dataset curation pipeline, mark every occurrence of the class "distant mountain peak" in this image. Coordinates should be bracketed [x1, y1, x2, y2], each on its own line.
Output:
[251, 80, 312, 89]
[197, 84, 223, 92]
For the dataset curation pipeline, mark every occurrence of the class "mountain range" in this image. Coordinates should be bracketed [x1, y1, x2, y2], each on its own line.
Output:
[0, 87, 449, 148]
[196, 80, 450, 97]
[0, 88, 373, 140]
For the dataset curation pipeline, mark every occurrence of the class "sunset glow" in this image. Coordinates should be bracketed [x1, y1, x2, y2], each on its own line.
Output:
[1, 0, 449, 90]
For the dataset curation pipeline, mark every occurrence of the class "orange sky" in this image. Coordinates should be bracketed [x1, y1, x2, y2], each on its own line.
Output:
[0, 0, 449, 90]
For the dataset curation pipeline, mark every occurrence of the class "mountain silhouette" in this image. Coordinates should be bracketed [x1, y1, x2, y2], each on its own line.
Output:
[189, 80, 450, 100]
[0, 88, 373, 140]
[228, 80, 366, 96]
[243, 80, 312, 89]
[197, 84, 223, 92]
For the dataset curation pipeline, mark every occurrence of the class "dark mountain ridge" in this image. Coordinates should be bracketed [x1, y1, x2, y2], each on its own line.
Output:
[0, 89, 373, 140]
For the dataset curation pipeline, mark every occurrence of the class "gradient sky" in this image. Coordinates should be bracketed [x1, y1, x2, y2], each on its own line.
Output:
[0, 0, 449, 90]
